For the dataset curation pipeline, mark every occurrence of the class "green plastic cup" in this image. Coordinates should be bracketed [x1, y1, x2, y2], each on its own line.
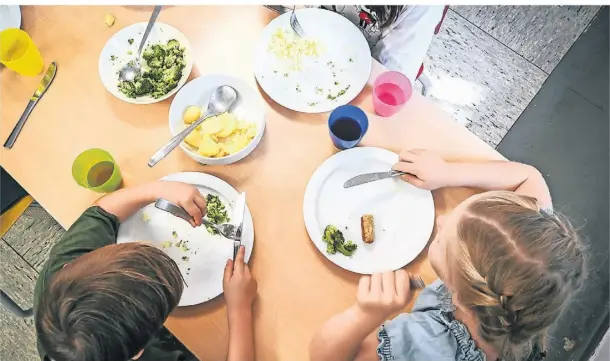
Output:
[72, 148, 122, 193]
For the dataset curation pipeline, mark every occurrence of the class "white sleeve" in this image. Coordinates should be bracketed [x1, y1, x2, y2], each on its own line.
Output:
[371, 6, 446, 82]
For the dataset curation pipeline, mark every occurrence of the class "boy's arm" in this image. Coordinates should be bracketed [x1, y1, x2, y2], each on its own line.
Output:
[393, 149, 553, 209]
[227, 308, 254, 361]
[96, 180, 207, 225]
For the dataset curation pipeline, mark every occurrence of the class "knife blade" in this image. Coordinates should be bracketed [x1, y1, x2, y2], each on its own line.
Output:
[4, 62, 58, 149]
[343, 170, 407, 188]
[231, 192, 246, 260]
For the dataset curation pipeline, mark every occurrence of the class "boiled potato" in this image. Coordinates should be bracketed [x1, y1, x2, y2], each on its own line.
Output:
[200, 116, 223, 135]
[198, 134, 220, 157]
[184, 129, 201, 148]
[216, 114, 237, 138]
[245, 126, 257, 140]
[183, 105, 202, 124]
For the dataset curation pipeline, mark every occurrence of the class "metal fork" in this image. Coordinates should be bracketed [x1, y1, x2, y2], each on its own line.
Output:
[201, 218, 238, 241]
[409, 275, 426, 290]
[154, 198, 238, 241]
[290, 6, 305, 37]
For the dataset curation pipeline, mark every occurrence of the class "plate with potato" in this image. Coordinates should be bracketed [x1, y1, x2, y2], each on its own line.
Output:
[169, 74, 265, 165]
[303, 147, 435, 274]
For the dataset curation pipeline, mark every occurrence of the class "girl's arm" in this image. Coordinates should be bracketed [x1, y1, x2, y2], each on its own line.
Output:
[392, 149, 553, 209]
[95, 181, 207, 225]
[224, 246, 257, 361]
[310, 271, 413, 361]
[309, 306, 381, 361]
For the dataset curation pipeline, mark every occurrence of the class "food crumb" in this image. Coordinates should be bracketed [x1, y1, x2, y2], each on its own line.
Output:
[105, 13, 116, 28]
[127, 50, 133, 55]
[110, 55, 117, 61]
[182, 256, 189, 262]
[172, 230, 178, 238]
[563, 337, 576, 351]
[160, 240, 172, 249]
[128, 38, 134, 45]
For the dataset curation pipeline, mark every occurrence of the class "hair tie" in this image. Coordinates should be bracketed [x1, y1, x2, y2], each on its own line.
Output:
[499, 294, 518, 325]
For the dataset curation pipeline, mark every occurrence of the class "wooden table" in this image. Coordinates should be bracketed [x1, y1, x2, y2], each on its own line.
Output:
[1, 6, 504, 361]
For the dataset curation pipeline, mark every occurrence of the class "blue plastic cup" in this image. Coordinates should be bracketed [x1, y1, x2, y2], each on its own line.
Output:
[328, 105, 369, 150]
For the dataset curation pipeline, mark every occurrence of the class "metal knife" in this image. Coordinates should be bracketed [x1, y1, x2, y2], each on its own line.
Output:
[4, 62, 58, 149]
[231, 192, 247, 261]
[343, 170, 408, 188]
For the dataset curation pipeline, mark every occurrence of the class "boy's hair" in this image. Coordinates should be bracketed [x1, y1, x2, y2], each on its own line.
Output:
[36, 243, 184, 361]
[447, 191, 586, 361]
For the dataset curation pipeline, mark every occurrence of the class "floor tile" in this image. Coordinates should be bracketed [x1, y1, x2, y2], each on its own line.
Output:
[547, 7, 609, 111]
[0, 239, 40, 361]
[3, 210, 65, 272]
[424, 9, 548, 147]
[453, 5, 600, 73]
[497, 18, 609, 358]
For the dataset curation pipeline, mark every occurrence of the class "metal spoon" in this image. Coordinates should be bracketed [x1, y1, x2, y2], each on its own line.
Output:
[118, 5, 162, 82]
[148, 85, 238, 167]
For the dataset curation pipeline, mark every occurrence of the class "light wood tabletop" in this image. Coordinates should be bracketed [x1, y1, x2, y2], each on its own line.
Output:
[1, 6, 504, 361]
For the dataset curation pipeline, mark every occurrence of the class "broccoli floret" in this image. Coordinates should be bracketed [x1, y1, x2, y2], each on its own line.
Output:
[163, 52, 177, 67]
[143, 67, 164, 81]
[118, 81, 136, 98]
[142, 44, 165, 61]
[162, 65, 181, 83]
[322, 225, 357, 256]
[166, 39, 180, 49]
[133, 78, 155, 96]
[128, 38, 134, 45]
[204, 194, 230, 235]
[147, 57, 163, 68]
[337, 240, 357, 257]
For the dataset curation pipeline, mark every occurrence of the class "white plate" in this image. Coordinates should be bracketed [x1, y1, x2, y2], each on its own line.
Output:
[254, 8, 371, 113]
[303, 147, 435, 274]
[117, 172, 254, 307]
[168, 74, 266, 165]
[98, 22, 193, 104]
[0, 5, 21, 31]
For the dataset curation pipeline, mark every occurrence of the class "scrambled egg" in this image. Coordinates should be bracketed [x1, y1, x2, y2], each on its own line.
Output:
[182, 107, 257, 158]
[268, 27, 321, 71]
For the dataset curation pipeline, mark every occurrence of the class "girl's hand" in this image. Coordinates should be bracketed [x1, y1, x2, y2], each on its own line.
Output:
[155, 181, 207, 227]
[392, 149, 451, 190]
[224, 246, 257, 314]
[356, 270, 413, 320]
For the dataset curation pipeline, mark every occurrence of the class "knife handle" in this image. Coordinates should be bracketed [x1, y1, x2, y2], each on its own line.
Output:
[4, 99, 37, 149]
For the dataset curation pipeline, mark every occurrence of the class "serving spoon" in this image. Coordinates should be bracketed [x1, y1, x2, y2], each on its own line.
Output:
[148, 85, 238, 167]
[118, 5, 162, 82]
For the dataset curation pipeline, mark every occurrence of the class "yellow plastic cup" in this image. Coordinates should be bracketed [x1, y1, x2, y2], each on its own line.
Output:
[0, 28, 44, 76]
[72, 149, 123, 193]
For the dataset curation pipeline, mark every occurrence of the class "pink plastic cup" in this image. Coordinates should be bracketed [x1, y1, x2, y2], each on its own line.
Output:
[372, 71, 413, 117]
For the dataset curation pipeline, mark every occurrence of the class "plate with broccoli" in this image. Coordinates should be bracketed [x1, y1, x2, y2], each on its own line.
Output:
[116, 172, 254, 307]
[303, 147, 435, 274]
[99, 22, 193, 104]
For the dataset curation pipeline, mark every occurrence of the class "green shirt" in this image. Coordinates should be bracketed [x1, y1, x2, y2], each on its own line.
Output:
[34, 206, 196, 361]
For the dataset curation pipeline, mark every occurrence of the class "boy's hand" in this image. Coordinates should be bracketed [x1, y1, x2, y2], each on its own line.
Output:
[224, 246, 257, 314]
[155, 181, 207, 227]
[356, 270, 413, 320]
[392, 149, 451, 190]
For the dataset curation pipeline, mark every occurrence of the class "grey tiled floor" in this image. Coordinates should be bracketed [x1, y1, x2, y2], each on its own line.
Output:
[0, 5, 602, 361]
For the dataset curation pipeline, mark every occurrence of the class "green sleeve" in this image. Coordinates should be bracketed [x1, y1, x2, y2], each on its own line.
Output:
[34, 206, 120, 310]
[34, 206, 120, 360]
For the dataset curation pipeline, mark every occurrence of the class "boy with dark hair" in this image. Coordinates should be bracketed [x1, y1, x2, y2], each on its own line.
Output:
[34, 181, 256, 361]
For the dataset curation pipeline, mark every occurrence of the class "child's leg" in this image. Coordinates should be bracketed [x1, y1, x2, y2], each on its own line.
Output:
[372, 6, 445, 82]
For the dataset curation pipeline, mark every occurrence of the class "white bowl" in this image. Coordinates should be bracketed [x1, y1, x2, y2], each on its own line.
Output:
[98, 22, 193, 104]
[168, 74, 266, 165]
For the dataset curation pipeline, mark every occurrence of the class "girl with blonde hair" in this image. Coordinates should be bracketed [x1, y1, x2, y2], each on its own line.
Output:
[310, 149, 586, 361]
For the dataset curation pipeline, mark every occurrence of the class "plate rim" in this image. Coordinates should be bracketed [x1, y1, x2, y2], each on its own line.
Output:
[253, 7, 372, 114]
[117, 172, 254, 307]
[303, 147, 435, 274]
[97, 21, 194, 105]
